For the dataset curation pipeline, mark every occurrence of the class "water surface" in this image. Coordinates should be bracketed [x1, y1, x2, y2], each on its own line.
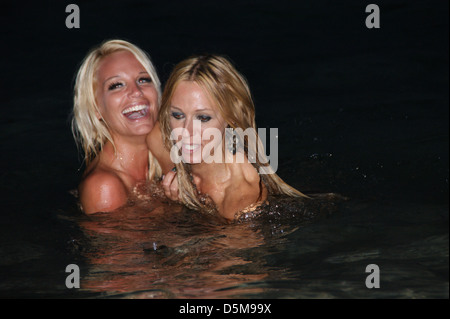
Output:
[56, 190, 448, 299]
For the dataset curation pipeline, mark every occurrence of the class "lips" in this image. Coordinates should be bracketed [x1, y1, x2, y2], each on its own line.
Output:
[122, 104, 149, 120]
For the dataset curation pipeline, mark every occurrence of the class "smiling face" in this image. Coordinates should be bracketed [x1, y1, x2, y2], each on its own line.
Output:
[169, 81, 227, 164]
[95, 50, 158, 140]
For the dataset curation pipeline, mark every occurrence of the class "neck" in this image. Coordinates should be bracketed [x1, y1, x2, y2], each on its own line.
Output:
[103, 135, 149, 181]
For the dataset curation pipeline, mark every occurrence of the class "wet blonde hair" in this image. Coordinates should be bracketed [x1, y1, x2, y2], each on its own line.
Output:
[71, 39, 161, 180]
[159, 54, 307, 211]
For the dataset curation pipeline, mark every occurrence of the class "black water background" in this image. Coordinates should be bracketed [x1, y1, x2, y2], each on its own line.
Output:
[0, 0, 448, 298]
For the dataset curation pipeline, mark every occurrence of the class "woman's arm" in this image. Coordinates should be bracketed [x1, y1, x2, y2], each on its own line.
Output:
[147, 121, 179, 201]
[146, 121, 174, 174]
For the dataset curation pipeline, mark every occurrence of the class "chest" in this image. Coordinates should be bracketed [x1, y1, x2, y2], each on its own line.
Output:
[197, 177, 262, 220]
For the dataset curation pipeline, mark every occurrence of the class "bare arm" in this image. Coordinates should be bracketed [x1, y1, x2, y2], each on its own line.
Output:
[146, 121, 174, 174]
[147, 121, 179, 201]
[161, 169, 180, 201]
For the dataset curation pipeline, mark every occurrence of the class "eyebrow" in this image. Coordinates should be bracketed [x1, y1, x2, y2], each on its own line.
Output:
[103, 76, 119, 85]
[170, 106, 212, 113]
[103, 71, 150, 86]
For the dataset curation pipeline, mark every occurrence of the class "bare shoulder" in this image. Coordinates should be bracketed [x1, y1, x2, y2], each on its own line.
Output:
[78, 168, 128, 214]
[238, 159, 261, 185]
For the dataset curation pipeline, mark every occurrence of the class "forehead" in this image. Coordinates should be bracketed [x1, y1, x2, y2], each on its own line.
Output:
[172, 81, 216, 110]
[97, 50, 146, 79]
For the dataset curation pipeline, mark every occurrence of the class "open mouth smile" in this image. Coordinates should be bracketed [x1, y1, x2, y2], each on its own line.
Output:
[122, 104, 150, 120]
[182, 143, 201, 153]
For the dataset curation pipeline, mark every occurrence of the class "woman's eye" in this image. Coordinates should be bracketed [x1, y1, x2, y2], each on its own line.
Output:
[108, 82, 123, 90]
[197, 115, 212, 122]
[138, 77, 152, 84]
[171, 112, 184, 120]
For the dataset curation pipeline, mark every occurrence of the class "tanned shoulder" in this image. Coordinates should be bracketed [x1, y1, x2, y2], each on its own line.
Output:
[78, 169, 128, 214]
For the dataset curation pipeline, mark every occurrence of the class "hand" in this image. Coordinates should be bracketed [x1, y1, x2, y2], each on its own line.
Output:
[161, 169, 180, 201]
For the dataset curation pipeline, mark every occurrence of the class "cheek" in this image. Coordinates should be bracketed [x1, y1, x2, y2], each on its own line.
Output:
[201, 125, 225, 147]
[143, 86, 159, 103]
[98, 91, 120, 113]
[169, 118, 180, 130]
[169, 119, 184, 143]
[95, 95, 110, 120]
[149, 104, 158, 118]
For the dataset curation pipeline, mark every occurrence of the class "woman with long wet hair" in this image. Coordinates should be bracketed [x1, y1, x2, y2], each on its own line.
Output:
[158, 54, 307, 221]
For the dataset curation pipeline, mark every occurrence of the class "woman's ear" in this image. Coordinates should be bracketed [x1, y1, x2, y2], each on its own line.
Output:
[94, 103, 103, 121]
[94, 95, 103, 120]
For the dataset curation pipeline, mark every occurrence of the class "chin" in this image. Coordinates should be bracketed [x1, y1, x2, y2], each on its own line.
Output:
[131, 123, 154, 136]
[182, 153, 202, 164]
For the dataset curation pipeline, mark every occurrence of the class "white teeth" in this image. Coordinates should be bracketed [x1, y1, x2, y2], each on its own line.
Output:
[184, 144, 199, 150]
[122, 104, 148, 114]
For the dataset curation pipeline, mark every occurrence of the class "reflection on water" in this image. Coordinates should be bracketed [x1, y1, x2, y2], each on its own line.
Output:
[73, 185, 344, 298]
[63, 184, 449, 299]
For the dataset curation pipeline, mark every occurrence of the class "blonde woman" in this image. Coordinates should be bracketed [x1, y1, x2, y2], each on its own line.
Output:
[72, 39, 172, 214]
[157, 54, 308, 221]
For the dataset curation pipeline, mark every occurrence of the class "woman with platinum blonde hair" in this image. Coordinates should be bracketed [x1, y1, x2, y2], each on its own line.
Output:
[72, 39, 172, 214]
[158, 54, 307, 221]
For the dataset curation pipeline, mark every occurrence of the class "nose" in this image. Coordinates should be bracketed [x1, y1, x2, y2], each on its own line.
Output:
[128, 82, 143, 98]
[182, 118, 201, 142]
[182, 119, 194, 141]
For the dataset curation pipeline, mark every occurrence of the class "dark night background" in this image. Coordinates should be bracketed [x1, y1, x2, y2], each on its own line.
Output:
[0, 0, 448, 298]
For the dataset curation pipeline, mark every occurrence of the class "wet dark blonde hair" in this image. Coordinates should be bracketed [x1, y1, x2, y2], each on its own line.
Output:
[71, 39, 162, 180]
[159, 54, 307, 211]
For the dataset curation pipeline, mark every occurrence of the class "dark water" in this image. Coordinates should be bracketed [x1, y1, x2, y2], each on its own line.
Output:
[0, 0, 448, 299]
[68, 193, 447, 299]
